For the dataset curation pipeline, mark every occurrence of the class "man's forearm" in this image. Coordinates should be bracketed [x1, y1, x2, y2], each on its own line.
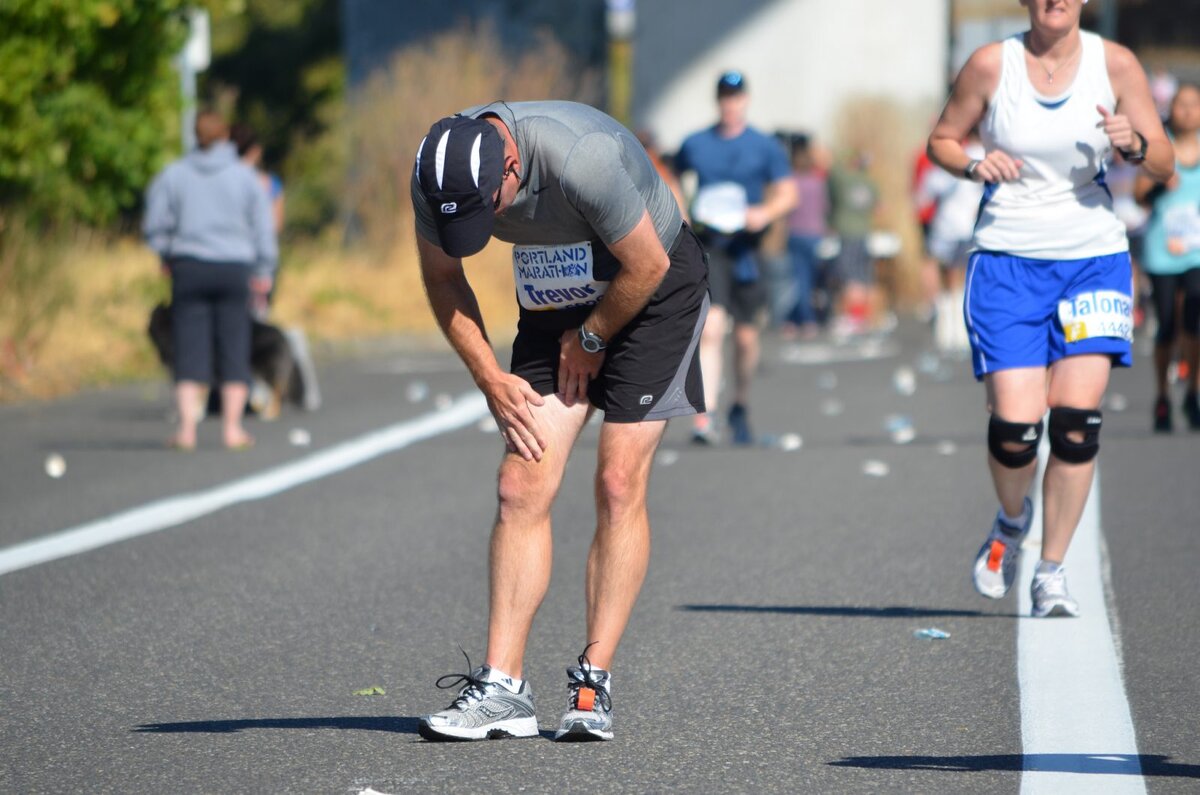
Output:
[584, 255, 669, 340]
[424, 273, 504, 388]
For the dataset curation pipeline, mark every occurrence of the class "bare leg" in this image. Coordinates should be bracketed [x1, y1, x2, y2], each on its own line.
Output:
[694, 305, 726, 429]
[1041, 355, 1111, 563]
[486, 397, 591, 677]
[731, 322, 760, 407]
[584, 419, 667, 670]
[172, 380, 205, 448]
[220, 382, 252, 447]
[984, 367, 1048, 519]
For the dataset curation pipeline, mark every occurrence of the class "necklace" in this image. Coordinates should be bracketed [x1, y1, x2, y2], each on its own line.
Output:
[1029, 38, 1081, 84]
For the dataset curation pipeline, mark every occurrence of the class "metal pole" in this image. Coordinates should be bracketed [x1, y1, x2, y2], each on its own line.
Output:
[177, 8, 210, 153]
[1098, 0, 1118, 40]
[606, 0, 635, 127]
[180, 58, 197, 153]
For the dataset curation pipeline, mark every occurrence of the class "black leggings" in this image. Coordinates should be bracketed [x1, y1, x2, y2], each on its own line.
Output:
[1148, 269, 1200, 346]
[170, 258, 253, 384]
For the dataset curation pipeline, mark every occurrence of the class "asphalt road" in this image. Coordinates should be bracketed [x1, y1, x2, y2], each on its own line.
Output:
[1, 323, 1197, 794]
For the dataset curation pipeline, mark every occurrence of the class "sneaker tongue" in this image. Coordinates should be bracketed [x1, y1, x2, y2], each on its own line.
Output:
[477, 666, 520, 694]
[568, 665, 611, 693]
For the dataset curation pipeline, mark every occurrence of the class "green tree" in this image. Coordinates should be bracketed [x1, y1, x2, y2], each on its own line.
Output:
[203, 0, 345, 234]
[0, 0, 195, 225]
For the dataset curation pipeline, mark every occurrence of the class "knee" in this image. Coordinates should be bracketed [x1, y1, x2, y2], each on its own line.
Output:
[496, 463, 552, 520]
[596, 462, 646, 514]
[988, 415, 1043, 468]
[1048, 406, 1102, 464]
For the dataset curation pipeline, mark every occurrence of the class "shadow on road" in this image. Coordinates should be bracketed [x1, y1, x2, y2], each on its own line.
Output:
[829, 753, 1200, 778]
[133, 716, 420, 734]
[678, 604, 1014, 618]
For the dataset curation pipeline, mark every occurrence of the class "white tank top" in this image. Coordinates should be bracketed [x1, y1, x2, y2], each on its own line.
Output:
[974, 31, 1129, 260]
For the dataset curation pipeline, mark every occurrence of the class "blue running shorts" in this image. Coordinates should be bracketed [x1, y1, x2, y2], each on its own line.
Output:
[964, 250, 1134, 380]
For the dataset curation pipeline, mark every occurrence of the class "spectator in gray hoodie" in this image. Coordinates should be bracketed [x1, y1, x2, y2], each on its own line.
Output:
[144, 110, 277, 450]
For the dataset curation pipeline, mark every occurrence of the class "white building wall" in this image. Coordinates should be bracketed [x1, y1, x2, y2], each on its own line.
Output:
[638, 0, 949, 151]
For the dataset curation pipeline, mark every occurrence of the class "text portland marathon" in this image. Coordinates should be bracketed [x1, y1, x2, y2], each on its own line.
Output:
[514, 246, 590, 280]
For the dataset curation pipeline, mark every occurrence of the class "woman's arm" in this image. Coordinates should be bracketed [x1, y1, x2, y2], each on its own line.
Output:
[1104, 41, 1174, 183]
[928, 43, 1023, 183]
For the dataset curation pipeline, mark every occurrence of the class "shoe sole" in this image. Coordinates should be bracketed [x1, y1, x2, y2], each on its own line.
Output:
[418, 716, 538, 742]
[1032, 603, 1080, 618]
[554, 720, 613, 742]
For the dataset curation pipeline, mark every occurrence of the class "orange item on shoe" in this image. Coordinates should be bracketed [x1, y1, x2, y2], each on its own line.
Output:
[986, 539, 1006, 572]
[576, 687, 596, 711]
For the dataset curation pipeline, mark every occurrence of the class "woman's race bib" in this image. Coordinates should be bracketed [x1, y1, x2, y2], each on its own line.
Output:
[513, 242, 609, 312]
[1058, 289, 1133, 343]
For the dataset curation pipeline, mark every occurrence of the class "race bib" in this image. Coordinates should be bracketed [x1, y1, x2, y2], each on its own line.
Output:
[1058, 290, 1133, 343]
[692, 182, 748, 235]
[513, 242, 607, 312]
[1163, 204, 1200, 255]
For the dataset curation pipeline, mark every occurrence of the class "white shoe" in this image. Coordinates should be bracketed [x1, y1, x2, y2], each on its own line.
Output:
[554, 644, 613, 742]
[1031, 566, 1081, 618]
[972, 498, 1032, 599]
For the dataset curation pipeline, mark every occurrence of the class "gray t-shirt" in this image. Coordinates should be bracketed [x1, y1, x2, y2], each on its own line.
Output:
[412, 101, 682, 252]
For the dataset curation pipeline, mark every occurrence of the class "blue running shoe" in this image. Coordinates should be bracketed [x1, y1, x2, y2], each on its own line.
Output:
[728, 403, 753, 446]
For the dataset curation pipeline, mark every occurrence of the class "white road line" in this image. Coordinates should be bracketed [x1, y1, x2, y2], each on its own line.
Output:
[0, 393, 489, 577]
[1019, 450, 1145, 793]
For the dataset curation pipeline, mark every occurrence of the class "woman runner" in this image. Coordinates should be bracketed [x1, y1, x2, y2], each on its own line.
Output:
[927, 0, 1173, 616]
[1134, 83, 1200, 432]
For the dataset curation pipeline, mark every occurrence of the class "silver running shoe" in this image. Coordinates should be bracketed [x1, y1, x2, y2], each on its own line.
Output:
[554, 643, 613, 742]
[972, 497, 1033, 599]
[1031, 566, 1081, 618]
[418, 652, 538, 741]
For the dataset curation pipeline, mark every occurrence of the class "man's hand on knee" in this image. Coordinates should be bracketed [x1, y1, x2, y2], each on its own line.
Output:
[482, 373, 547, 461]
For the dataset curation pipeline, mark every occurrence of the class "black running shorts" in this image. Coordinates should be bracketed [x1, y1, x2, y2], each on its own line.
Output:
[511, 225, 709, 423]
[703, 241, 768, 326]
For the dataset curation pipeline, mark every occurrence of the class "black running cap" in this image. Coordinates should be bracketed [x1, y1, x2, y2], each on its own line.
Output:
[414, 116, 505, 258]
[717, 71, 747, 96]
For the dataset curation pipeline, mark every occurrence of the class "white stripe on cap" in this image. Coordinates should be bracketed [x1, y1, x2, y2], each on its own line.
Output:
[469, 133, 482, 188]
[414, 135, 427, 174]
[434, 129, 451, 189]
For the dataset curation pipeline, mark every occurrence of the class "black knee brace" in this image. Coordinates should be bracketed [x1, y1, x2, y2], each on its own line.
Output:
[1048, 407, 1102, 464]
[987, 416, 1043, 468]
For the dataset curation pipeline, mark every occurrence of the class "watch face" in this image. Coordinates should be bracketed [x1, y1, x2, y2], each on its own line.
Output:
[582, 338, 600, 353]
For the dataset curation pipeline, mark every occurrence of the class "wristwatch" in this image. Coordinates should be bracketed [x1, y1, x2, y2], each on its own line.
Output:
[579, 325, 607, 354]
[1119, 131, 1148, 164]
[964, 159, 983, 181]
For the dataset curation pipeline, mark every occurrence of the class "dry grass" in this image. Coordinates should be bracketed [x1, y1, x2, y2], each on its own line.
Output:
[0, 232, 520, 402]
[346, 21, 600, 252]
[271, 231, 520, 343]
[0, 24, 595, 402]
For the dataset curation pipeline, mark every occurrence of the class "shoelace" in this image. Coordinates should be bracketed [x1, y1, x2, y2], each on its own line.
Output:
[434, 648, 491, 710]
[1034, 568, 1069, 598]
[568, 641, 612, 713]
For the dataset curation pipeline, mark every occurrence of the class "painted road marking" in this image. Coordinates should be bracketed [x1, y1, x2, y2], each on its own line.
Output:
[0, 393, 489, 577]
[1019, 452, 1145, 793]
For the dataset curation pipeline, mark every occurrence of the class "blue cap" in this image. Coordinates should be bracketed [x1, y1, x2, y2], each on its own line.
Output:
[717, 71, 746, 96]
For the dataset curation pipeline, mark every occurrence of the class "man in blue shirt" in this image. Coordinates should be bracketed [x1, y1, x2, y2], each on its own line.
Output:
[676, 71, 796, 444]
